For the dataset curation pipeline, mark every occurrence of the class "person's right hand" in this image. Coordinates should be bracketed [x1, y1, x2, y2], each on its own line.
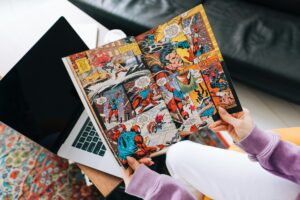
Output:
[209, 107, 254, 142]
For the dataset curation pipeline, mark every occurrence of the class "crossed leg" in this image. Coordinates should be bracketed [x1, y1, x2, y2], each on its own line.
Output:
[166, 141, 300, 200]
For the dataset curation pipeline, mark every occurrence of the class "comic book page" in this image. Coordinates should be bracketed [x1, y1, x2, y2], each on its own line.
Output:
[63, 4, 242, 168]
[135, 4, 242, 145]
[64, 37, 179, 167]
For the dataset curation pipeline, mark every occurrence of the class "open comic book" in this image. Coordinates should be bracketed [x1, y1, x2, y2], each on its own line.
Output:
[62, 5, 242, 168]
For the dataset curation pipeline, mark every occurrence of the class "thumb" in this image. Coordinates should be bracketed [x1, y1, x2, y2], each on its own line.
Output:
[127, 156, 140, 170]
[218, 107, 239, 126]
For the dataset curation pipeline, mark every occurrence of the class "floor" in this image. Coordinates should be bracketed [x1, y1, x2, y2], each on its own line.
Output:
[0, 122, 104, 199]
[1, 0, 299, 131]
[234, 82, 300, 130]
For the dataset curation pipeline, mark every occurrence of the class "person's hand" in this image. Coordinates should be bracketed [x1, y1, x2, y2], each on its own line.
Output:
[209, 107, 254, 142]
[123, 157, 154, 188]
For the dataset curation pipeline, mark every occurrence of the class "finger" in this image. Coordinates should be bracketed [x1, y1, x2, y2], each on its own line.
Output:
[179, 131, 192, 137]
[127, 156, 140, 171]
[139, 157, 154, 166]
[227, 126, 239, 141]
[123, 167, 133, 178]
[232, 113, 239, 118]
[218, 107, 239, 126]
[211, 125, 228, 132]
[210, 122, 228, 130]
[233, 107, 249, 118]
[209, 120, 226, 128]
[123, 168, 133, 187]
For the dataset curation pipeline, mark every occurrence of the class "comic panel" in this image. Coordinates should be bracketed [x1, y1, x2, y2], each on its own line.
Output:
[199, 56, 238, 110]
[180, 4, 223, 62]
[185, 66, 218, 122]
[68, 37, 148, 98]
[181, 11, 213, 62]
[123, 74, 164, 115]
[155, 71, 187, 127]
[68, 51, 94, 98]
[92, 84, 135, 130]
[104, 102, 179, 166]
[155, 69, 216, 133]
[136, 16, 194, 75]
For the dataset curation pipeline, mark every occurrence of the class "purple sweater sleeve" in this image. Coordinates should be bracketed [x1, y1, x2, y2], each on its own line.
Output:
[238, 126, 300, 184]
[126, 165, 195, 200]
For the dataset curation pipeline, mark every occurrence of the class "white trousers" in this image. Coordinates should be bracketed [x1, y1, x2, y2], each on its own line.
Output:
[166, 141, 300, 200]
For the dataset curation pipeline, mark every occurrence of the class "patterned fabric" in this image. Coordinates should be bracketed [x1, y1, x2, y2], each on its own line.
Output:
[0, 122, 103, 200]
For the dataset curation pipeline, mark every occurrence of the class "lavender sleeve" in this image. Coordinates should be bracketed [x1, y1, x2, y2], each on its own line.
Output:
[126, 165, 195, 200]
[238, 126, 300, 184]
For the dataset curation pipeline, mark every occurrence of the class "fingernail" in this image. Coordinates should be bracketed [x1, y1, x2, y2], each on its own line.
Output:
[218, 107, 226, 114]
[126, 156, 135, 165]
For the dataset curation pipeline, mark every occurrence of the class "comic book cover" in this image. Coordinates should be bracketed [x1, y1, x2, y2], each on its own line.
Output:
[135, 5, 242, 140]
[64, 37, 179, 167]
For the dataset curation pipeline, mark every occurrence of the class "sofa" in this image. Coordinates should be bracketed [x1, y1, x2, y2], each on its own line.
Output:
[68, 0, 300, 105]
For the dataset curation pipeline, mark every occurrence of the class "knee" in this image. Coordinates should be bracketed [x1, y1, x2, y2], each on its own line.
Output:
[166, 141, 212, 173]
[166, 141, 195, 173]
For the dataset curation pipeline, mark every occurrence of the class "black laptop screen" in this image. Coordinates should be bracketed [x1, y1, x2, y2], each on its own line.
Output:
[0, 17, 88, 153]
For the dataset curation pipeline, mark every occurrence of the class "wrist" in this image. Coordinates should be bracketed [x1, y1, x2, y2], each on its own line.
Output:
[238, 122, 255, 142]
[237, 125, 274, 155]
[126, 165, 160, 199]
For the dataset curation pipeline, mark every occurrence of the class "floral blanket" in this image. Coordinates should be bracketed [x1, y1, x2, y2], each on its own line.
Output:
[0, 122, 102, 200]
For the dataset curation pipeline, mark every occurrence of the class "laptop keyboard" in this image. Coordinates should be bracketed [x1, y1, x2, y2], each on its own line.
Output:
[72, 118, 106, 156]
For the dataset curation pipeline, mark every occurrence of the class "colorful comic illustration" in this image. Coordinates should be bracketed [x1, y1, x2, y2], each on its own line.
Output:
[64, 5, 242, 168]
[182, 12, 213, 58]
[66, 37, 179, 167]
[180, 5, 223, 63]
[199, 56, 238, 110]
[136, 24, 193, 74]
[123, 74, 164, 114]
[104, 102, 179, 165]
[155, 65, 218, 132]
[135, 4, 241, 140]
[93, 85, 135, 130]
[68, 37, 147, 100]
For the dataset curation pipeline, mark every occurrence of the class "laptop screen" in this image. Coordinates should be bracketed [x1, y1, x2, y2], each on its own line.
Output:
[0, 17, 89, 153]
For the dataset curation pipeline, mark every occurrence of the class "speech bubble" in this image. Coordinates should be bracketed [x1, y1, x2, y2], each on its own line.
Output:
[137, 114, 150, 124]
[216, 92, 225, 97]
[135, 76, 151, 89]
[164, 24, 181, 39]
[96, 96, 107, 105]
[184, 117, 197, 126]
[156, 77, 167, 86]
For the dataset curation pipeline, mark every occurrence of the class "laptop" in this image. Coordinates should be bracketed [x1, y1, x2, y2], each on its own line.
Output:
[0, 17, 122, 178]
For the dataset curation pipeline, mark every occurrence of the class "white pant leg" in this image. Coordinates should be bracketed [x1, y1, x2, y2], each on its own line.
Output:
[166, 141, 300, 200]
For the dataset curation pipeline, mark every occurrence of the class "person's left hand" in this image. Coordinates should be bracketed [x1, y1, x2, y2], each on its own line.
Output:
[123, 157, 154, 188]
